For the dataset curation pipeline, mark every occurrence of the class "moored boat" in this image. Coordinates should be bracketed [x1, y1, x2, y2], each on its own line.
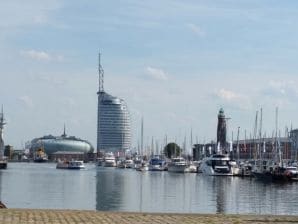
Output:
[136, 162, 149, 171]
[56, 160, 85, 169]
[200, 153, 239, 176]
[33, 148, 48, 162]
[252, 160, 292, 182]
[168, 157, 190, 173]
[103, 152, 116, 167]
[148, 156, 167, 171]
[0, 159, 7, 169]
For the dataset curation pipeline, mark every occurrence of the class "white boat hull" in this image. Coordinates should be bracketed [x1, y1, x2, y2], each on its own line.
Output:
[56, 161, 85, 169]
[201, 164, 233, 176]
[168, 164, 190, 173]
[200, 154, 238, 176]
[103, 160, 116, 167]
[148, 164, 166, 171]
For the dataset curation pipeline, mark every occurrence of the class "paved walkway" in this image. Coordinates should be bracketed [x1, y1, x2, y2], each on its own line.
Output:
[0, 209, 298, 224]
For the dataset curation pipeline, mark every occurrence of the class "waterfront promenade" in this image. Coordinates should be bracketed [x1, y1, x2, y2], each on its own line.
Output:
[0, 209, 298, 224]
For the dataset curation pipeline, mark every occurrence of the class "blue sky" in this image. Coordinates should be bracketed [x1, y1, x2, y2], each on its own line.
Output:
[1, 1, 298, 151]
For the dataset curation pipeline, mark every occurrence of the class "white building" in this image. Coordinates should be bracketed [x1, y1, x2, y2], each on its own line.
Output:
[96, 53, 131, 152]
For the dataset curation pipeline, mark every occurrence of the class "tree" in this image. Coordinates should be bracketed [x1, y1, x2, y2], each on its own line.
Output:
[164, 142, 181, 158]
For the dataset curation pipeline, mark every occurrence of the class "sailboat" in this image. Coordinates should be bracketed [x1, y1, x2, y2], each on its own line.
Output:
[252, 108, 291, 182]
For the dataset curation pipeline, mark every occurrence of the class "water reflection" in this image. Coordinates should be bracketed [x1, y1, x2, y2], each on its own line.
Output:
[212, 177, 227, 213]
[96, 168, 123, 211]
[1, 163, 298, 215]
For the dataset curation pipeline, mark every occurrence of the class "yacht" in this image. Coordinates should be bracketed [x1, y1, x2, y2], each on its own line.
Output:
[116, 158, 126, 168]
[124, 159, 134, 168]
[96, 157, 104, 166]
[103, 152, 116, 167]
[148, 156, 167, 171]
[136, 161, 149, 171]
[285, 166, 298, 181]
[167, 157, 190, 173]
[56, 160, 85, 169]
[200, 153, 239, 176]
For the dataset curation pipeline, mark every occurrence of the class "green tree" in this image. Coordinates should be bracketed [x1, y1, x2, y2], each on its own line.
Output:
[164, 142, 181, 158]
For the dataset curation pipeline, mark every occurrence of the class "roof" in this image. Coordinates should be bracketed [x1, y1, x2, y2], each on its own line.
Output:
[52, 151, 85, 155]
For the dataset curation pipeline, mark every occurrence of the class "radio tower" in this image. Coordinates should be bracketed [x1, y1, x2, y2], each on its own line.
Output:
[97, 51, 105, 152]
[98, 52, 104, 93]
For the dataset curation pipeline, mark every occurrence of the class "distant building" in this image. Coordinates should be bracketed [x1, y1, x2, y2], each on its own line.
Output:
[96, 53, 131, 153]
[192, 108, 296, 161]
[4, 145, 13, 159]
[29, 128, 94, 158]
[193, 136, 295, 161]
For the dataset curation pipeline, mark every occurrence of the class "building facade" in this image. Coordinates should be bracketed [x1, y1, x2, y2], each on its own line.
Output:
[29, 133, 94, 156]
[193, 137, 295, 161]
[97, 92, 131, 152]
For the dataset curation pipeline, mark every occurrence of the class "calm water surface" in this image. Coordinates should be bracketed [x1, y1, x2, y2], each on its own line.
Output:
[1, 162, 298, 215]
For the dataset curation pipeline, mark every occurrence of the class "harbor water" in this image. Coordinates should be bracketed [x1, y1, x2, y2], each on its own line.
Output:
[1, 162, 298, 215]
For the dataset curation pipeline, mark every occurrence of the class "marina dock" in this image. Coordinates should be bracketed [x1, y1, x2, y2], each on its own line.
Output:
[0, 209, 298, 224]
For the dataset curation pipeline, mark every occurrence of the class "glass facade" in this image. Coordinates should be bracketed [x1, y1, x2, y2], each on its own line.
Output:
[97, 92, 131, 152]
[30, 135, 94, 155]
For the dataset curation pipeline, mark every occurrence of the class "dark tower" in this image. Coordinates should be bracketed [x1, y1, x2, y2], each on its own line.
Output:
[217, 108, 227, 150]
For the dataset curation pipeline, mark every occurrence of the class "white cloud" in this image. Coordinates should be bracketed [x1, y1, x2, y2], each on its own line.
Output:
[0, 1, 62, 28]
[214, 88, 252, 110]
[18, 95, 34, 108]
[146, 66, 168, 81]
[20, 50, 64, 62]
[216, 88, 241, 101]
[186, 23, 205, 37]
[262, 80, 298, 99]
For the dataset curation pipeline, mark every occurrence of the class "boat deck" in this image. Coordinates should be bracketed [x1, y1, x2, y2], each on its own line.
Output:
[0, 209, 297, 224]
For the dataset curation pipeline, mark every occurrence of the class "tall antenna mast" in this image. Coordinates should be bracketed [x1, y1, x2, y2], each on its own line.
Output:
[141, 117, 144, 156]
[98, 52, 104, 93]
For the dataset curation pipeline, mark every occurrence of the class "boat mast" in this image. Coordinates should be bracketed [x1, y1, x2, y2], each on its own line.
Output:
[253, 110, 258, 160]
[275, 107, 282, 166]
[0, 106, 6, 160]
[259, 108, 263, 161]
[236, 126, 240, 162]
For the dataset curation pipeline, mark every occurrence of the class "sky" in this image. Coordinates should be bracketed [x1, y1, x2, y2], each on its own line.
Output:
[1, 0, 298, 151]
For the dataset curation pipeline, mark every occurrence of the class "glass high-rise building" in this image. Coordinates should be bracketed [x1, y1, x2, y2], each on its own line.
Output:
[97, 54, 131, 152]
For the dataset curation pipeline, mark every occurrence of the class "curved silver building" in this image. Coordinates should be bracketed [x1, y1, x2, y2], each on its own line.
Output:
[30, 131, 94, 155]
[97, 54, 131, 152]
